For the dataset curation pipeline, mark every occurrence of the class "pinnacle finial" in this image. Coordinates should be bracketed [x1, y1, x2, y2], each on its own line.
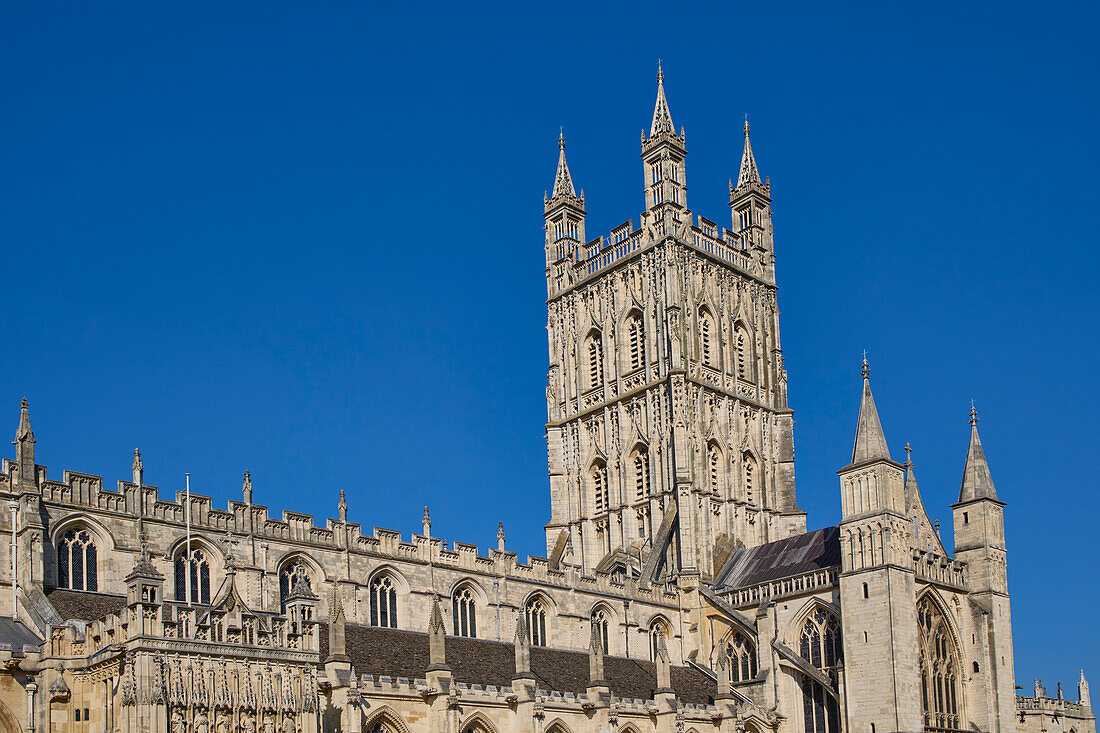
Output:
[558, 127, 564, 149]
[904, 442, 912, 465]
[20, 397, 28, 411]
[744, 114, 750, 137]
[969, 400, 979, 426]
[861, 352, 870, 379]
[649, 63, 675, 137]
[657, 59, 663, 83]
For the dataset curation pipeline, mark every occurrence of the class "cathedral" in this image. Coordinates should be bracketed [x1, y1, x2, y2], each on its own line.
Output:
[0, 69, 1092, 733]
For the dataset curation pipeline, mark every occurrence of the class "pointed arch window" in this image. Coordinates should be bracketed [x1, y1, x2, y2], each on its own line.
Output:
[278, 558, 313, 608]
[743, 452, 757, 503]
[699, 309, 715, 367]
[452, 586, 477, 638]
[707, 444, 722, 495]
[627, 314, 645, 372]
[592, 607, 610, 654]
[370, 575, 398, 628]
[585, 332, 604, 391]
[918, 595, 961, 731]
[631, 447, 650, 502]
[591, 462, 609, 515]
[174, 546, 210, 605]
[649, 620, 669, 662]
[799, 607, 842, 733]
[727, 631, 758, 682]
[57, 528, 97, 592]
[526, 597, 548, 647]
[735, 324, 752, 380]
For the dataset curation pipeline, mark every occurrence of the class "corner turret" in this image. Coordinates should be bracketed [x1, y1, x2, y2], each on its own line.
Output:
[730, 118, 774, 279]
[14, 398, 36, 491]
[641, 65, 688, 212]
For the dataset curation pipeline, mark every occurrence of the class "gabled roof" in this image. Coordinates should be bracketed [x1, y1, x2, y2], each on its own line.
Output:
[715, 526, 841, 591]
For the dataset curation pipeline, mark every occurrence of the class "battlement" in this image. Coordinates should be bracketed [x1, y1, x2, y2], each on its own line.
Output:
[1, 458, 678, 607]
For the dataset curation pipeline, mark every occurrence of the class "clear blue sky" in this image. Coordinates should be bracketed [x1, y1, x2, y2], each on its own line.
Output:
[3, 1, 1096, 690]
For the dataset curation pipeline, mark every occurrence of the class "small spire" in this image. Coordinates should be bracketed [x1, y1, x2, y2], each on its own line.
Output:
[17, 398, 32, 439]
[958, 403, 999, 503]
[338, 489, 347, 522]
[850, 358, 891, 464]
[327, 585, 348, 662]
[588, 621, 605, 685]
[736, 116, 762, 187]
[427, 597, 448, 671]
[654, 631, 671, 691]
[422, 505, 431, 537]
[649, 64, 675, 136]
[514, 612, 531, 677]
[497, 522, 506, 552]
[904, 442, 913, 467]
[551, 131, 576, 199]
[242, 470, 252, 504]
[132, 449, 143, 486]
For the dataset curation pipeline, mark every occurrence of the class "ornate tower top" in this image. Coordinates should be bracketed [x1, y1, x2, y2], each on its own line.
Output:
[736, 117, 762, 188]
[650, 64, 675, 137]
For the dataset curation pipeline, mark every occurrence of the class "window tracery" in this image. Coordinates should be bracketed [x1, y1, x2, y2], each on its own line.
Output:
[278, 558, 313, 608]
[918, 595, 961, 731]
[526, 597, 548, 647]
[799, 607, 842, 733]
[631, 447, 650, 502]
[649, 619, 669, 661]
[585, 332, 603, 391]
[370, 575, 398, 629]
[452, 585, 477, 638]
[592, 607, 610, 654]
[726, 631, 758, 682]
[57, 528, 97, 592]
[174, 546, 210, 605]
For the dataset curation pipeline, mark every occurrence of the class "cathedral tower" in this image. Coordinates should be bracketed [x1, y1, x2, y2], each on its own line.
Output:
[837, 362, 923, 733]
[543, 68, 804, 582]
[952, 407, 1016, 732]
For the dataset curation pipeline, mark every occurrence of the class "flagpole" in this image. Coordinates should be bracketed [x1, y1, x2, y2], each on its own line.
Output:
[185, 473, 192, 605]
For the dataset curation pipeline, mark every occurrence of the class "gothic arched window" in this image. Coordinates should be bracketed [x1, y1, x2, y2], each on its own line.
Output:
[526, 597, 548, 647]
[699, 309, 715, 366]
[743, 452, 758, 503]
[591, 462, 609, 516]
[592, 607, 610, 654]
[649, 619, 669, 661]
[585, 331, 603, 391]
[452, 585, 477, 638]
[799, 607, 842, 733]
[279, 559, 313, 608]
[708, 443, 722, 495]
[734, 324, 752, 381]
[918, 595, 961, 731]
[631, 447, 650, 502]
[627, 314, 645, 372]
[727, 631, 758, 682]
[57, 528, 97, 592]
[174, 546, 211, 605]
[370, 575, 398, 628]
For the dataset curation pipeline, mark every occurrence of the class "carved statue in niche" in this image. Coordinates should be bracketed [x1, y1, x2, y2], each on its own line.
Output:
[239, 713, 256, 733]
[172, 711, 187, 733]
[194, 712, 210, 733]
[280, 717, 296, 733]
[216, 713, 231, 733]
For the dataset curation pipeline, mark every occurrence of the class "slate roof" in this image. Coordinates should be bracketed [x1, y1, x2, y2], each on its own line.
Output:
[716, 526, 841, 591]
[45, 589, 127, 621]
[0, 617, 42, 653]
[320, 624, 715, 705]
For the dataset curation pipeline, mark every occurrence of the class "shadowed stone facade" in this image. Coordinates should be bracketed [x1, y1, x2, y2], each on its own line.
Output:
[0, 68, 1091, 733]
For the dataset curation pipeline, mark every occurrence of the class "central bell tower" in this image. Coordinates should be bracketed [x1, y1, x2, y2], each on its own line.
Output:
[543, 68, 805, 582]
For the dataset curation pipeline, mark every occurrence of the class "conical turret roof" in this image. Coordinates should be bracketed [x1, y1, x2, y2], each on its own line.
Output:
[737, 118, 761, 187]
[649, 65, 675, 136]
[551, 131, 576, 199]
[958, 406, 1000, 503]
[850, 359, 891, 464]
